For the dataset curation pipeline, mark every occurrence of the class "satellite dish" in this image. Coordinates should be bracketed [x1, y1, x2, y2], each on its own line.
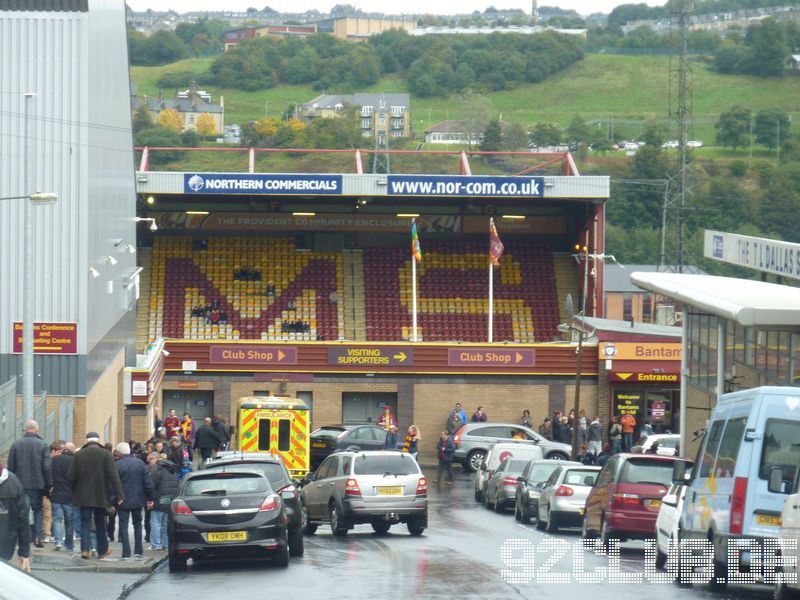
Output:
[565, 294, 575, 318]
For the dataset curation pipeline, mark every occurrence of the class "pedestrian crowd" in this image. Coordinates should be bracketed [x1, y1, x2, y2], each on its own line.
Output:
[0, 411, 233, 565]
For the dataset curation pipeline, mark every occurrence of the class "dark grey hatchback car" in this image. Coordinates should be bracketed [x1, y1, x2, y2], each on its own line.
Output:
[310, 424, 388, 467]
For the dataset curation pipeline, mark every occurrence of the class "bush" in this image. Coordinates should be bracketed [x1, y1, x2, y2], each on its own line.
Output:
[729, 160, 747, 177]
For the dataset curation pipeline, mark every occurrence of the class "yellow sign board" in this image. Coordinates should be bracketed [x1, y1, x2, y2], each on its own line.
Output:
[599, 342, 682, 361]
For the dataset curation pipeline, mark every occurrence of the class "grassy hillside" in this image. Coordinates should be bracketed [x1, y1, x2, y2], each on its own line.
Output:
[132, 54, 799, 144]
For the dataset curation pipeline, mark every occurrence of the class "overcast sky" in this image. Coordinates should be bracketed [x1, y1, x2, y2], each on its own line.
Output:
[128, 1, 666, 16]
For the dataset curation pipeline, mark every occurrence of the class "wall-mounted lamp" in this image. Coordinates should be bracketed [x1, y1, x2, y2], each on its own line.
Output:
[106, 255, 118, 266]
[125, 245, 136, 254]
[134, 217, 157, 231]
[146, 195, 155, 205]
[89, 267, 101, 278]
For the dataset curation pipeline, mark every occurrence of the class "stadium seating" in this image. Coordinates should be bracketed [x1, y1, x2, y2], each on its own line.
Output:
[149, 237, 344, 341]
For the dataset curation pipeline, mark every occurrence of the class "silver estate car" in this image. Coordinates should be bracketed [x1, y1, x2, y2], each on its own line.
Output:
[301, 451, 428, 536]
[536, 465, 601, 533]
[453, 423, 572, 472]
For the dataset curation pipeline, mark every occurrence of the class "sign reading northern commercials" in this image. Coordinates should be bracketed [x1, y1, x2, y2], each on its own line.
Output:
[328, 347, 413, 367]
[611, 372, 680, 383]
[209, 345, 298, 365]
[598, 342, 681, 361]
[448, 348, 535, 367]
[12, 322, 78, 354]
[704, 229, 800, 281]
[184, 173, 342, 195]
[387, 175, 545, 198]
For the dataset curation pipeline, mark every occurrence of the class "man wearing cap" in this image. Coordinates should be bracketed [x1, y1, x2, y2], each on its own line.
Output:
[68, 432, 124, 560]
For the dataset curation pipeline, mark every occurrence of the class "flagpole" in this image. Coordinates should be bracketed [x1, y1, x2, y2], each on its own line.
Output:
[488, 262, 494, 343]
[412, 254, 418, 342]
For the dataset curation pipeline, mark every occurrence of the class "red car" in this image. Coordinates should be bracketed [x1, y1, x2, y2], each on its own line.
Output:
[581, 453, 692, 547]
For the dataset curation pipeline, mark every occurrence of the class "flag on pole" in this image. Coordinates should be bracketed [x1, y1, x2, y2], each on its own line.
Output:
[411, 218, 422, 263]
[489, 218, 504, 266]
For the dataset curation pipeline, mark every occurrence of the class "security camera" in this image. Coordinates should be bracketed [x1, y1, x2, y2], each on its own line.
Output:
[89, 267, 101, 278]
[106, 256, 118, 266]
[162, 349, 170, 357]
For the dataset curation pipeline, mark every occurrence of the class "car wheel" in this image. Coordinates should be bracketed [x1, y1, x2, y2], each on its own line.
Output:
[483, 488, 492, 509]
[168, 550, 187, 573]
[546, 451, 570, 461]
[475, 488, 484, 504]
[581, 514, 596, 540]
[655, 543, 667, 570]
[289, 527, 304, 556]
[514, 502, 521, 521]
[407, 517, 425, 537]
[493, 495, 504, 513]
[520, 503, 531, 524]
[708, 543, 728, 592]
[371, 520, 391, 534]
[774, 580, 800, 600]
[535, 506, 546, 531]
[467, 450, 486, 473]
[330, 503, 348, 537]
[273, 534, 289, 568]
[302, 505, 317, 536]
[546, 508, 559, 533]
[600, 518, 616, 549]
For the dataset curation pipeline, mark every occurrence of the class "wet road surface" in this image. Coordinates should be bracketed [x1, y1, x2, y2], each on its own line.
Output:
[120, 467, 774, 600]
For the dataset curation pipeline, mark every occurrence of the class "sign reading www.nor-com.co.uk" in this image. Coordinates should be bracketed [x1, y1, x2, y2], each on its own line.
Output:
[184, 173, 343, 195]
[387, 175, 545, 198]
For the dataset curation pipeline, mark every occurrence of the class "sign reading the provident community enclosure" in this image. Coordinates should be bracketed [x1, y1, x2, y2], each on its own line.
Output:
[13, 322, 78, 354]
[184, 173, 342, 195]
[328, 347, 413, 367]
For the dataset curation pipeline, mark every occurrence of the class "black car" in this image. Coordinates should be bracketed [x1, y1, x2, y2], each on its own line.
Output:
[310, 424, 388, 467]
[514, 459, 580, 524]
[206, 452, 304, 556]
[168, 468, 289, 572]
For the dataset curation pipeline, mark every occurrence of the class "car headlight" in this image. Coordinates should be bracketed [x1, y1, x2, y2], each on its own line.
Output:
[528, 491, 539, 499]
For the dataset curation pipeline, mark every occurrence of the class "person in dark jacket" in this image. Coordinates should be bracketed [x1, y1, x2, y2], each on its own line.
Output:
[7, 419, 52, 548]
[0, 460, 31, 571]
[68, 432, 124, 560]
[193, 417, 222, 463]
[50, 441, 75, 552]
[147, 453, 179, 551]
[115, 443, 155, 560]
[211, 415, 231, 451]
[434, 431, 456, 484]
[168, 437, 184, 468]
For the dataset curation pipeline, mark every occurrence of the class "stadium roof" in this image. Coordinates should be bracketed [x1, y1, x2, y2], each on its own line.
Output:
[604, 264, 704, 293]
[579, 316, 681, 338]
[631, 272, 800, 327]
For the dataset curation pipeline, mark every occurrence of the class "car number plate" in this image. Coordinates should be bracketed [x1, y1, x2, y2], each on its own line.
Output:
[312, 442, 326, 448]
[207, 531, 247, 542]
[645, 499, 662, 510]
[578, 507, 585, 516]
[756, 514, 782, 526]
[376, 486, 403, 496]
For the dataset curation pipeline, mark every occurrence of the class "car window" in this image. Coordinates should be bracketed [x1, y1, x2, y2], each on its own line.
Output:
[509, 427, 535, 441]
[620, 459, 675, 487]
[507, 460, 529, 474]
[544, 467, 562, 488]
[340, 456, 353, 475]
[699, 420, 725, 478]
[351, 427, 376, 441]
[760, 419, 800, 482]
[185, 473, 268, 496]
[206, 462, 288, 488]
[658, 437, 677, 449]
[469, 426, 509, 438]
[563, 469, 599, 486]
[597, 458, 618, 485]
[312, 427, 345, 439]
[714, 417, 747, 478]
[353, 454, 419, 476]
[529, 463, 560, 483]
[497, 458, 509, 472]
[316, 456, 338, 480]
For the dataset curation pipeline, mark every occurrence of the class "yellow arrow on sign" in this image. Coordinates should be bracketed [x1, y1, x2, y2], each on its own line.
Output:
[393, 352, 407, 362]
[515, 352, 523, 364]
[617, 372, 633, 380]
[277, 350, 285, 361]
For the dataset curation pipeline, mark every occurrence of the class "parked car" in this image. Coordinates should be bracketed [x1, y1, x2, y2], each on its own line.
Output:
[0, 560, 74, 599]
[582, 453, 692, 549]
[536, 465, 600, 532]
[661, 140, 680, 149]
[681, 386, 800, 591]
[310, 424, 388, 467]
[483, 458, 530, 513]
[654, 480, 690, 569]
[301, 451, 427, 537]
[636, 433, 680, 456]
[453, 422, 572, 472]
[776, 462, 800, 600]
[474, 442, 543, 503]
[686, 140, 704, 148]
[168, 467, 290, 572]
[515, 459, 581, 524]
[205, 452, 304, 556]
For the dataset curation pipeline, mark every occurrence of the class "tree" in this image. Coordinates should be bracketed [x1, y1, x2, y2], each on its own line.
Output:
[157, 109, 183, 133]
[253, 117, 280, 138]
[195, 113, 217, 139]
[132, 103, 152, 133]
[642, 121, 665, 148]
[758, 167, 800, 240]
[480, 119, 503, 152]
[134, 126, 184, 165]
[143, 31, 188, 65]
[459, 92, 492, 150]
[743, 18, 788, 77]
[529, 123, 561, 148]
[754, 108, 790, 149]
[715, 105, 751, 151]
[565, 114, 589, 146]
[502, 122, 529, 151]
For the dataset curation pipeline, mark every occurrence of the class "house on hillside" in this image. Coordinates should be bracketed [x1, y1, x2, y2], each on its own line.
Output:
[134, 81, 224, 133]
[424, 120, 484, 145]
[223, 23, 317, 50]
[314, 16, 416, 41]
[789, 54, 800, 73]
[296, 93, 411, 143]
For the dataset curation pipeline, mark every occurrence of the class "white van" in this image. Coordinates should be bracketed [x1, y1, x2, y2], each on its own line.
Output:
[474, 442, 543, 503]
[776, 467, 800, 600]
[681, 386, 800, 590]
